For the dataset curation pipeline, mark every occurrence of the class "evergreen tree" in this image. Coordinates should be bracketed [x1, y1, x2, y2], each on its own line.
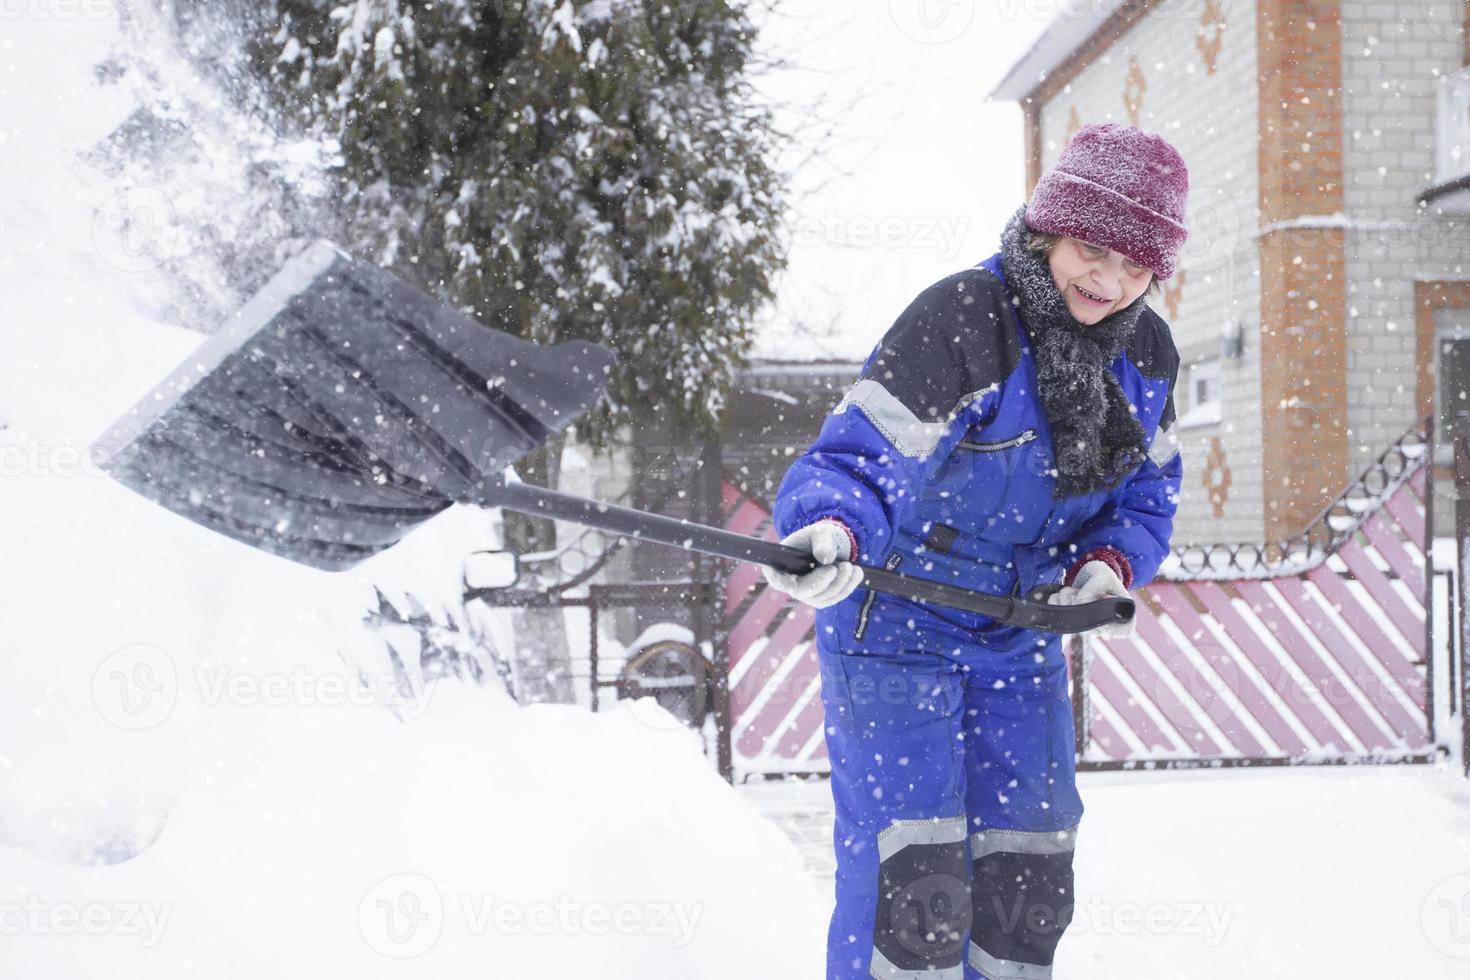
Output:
[245, 0, 787, 446]
[222, 0, 787, 704]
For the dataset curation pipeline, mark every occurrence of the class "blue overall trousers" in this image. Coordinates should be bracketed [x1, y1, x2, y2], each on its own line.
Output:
[813, 585, 1083, 980]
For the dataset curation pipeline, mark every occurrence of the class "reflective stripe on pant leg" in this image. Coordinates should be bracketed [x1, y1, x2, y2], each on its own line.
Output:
[966, 826, 1078, 980]
[869, 815, 971, 980]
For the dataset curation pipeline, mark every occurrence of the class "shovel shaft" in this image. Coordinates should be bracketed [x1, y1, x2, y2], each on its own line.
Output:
[471, 479, 1132, 636]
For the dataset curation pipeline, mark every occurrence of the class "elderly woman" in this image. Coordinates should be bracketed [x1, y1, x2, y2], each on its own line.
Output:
[765, 123, 1188, 980]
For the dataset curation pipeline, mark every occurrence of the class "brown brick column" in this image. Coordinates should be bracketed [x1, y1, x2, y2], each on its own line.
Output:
[1464, 0, 1470, 67]
[1024, 100, 1043, 196]
[1256, 0, 1348, 542]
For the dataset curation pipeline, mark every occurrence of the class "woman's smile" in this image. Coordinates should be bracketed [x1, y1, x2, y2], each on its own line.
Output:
[1073, 283, 1115, 310]
[1070, 282, 1111, 315]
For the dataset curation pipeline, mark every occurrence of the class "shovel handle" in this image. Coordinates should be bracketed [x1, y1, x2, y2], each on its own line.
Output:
[762, 544, 1132, 634]
[471, 479, 1132, 636]
[857, 565, 1133, 635]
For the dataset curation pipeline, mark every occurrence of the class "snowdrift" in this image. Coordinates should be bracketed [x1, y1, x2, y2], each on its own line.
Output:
[0, 10, 825, 978]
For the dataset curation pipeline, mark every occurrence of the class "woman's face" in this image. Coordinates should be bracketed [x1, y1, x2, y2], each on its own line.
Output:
[1047, 236, 1153, 325]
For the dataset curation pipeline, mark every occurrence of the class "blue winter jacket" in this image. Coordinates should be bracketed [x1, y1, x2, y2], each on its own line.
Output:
[772, 252, 1183, 646]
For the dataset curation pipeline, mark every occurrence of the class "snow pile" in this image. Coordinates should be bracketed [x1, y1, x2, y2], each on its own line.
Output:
[0, 10, 825, 978]
[1, 680, 825, 978]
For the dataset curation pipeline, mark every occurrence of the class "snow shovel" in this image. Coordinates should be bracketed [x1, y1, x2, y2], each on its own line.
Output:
[89, 241, 1134, 636]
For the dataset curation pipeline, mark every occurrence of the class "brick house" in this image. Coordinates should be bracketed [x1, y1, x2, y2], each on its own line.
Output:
[990, 0, 1470, 544]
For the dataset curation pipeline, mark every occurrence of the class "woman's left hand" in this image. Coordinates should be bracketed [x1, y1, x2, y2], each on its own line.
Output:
[1044, 560, 1136, 640]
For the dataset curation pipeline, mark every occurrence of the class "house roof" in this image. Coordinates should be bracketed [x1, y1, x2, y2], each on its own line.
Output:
[987, 1, 1126, 102]
[741, 358, 862, 377]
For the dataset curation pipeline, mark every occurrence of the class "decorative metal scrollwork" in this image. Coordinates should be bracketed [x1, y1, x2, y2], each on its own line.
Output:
[1164, 423, 1428, 580]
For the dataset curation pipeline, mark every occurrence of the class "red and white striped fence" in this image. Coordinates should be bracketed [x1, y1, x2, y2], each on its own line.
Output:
[721, 482, 829, 776]
[720, 427, 1435, 777]
[1082, 432, 1431, 767]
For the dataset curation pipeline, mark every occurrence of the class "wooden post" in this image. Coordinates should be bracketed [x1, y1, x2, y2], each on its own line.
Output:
[1425, 416, 1437, 748]
[1455, 412, 1470, 777]
[1070, 634, 1090, 761]
[699, 435, 735, 784]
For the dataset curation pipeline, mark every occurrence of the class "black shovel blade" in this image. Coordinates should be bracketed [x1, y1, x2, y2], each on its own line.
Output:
[91, 241, 615, 570]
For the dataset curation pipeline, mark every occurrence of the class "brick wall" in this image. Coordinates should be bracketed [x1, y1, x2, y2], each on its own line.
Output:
[1256, 0, 1350, 542]
[1341, 1, 1470, 464]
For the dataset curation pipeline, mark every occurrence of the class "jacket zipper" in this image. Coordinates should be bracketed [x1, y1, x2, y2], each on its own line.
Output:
[956, 428, 1037, 453]
[854, 552, 903, 641]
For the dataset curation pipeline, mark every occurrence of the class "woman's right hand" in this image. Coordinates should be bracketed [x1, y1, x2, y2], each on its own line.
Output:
[761, 519, 865, 609]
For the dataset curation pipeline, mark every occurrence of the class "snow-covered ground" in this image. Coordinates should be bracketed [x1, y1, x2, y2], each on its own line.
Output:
[1, 682, 827, 978]
[743, 764, 1470, 977]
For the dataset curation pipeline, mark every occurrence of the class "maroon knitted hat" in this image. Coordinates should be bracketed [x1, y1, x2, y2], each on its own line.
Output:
[1024, 123, 1190, 280]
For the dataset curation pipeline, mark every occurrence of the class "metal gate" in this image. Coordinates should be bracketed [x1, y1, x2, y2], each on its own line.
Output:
[722, 425, 1437, 778]
[1076, 427, 1433, 768]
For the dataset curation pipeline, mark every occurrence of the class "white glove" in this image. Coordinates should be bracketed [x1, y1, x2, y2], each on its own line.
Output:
[1045, 559, 1135, 640]
[761, 519, 865, 609]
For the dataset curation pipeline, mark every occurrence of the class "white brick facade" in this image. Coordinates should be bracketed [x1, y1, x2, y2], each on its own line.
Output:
[1341, 1, 1469, 460]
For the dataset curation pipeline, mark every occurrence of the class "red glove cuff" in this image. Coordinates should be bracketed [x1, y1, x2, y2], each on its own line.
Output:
[818, 518, 860, 563]
[1065, 546, 1133, 590]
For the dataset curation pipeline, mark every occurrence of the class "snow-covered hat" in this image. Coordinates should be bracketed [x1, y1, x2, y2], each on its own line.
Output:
[1024, 123, 1190, 280]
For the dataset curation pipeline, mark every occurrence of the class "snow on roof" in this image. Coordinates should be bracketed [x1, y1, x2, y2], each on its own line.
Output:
[987, 0, 1127, 103]
[743, 358, 863, 377]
